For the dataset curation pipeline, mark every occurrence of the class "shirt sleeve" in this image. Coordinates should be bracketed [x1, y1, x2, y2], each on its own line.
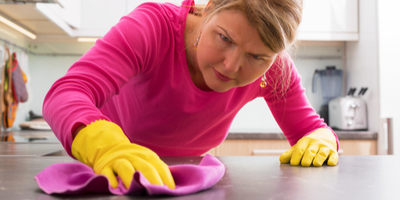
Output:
[263, 52, 339, 150]
[42, 3, 173, 157]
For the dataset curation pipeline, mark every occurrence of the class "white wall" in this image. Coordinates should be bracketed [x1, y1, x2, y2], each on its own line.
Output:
[28, 55, 79, 116]
[26, 41, 93, 117]
[377, 0, 400, 155]
[345, 0, 382, 153]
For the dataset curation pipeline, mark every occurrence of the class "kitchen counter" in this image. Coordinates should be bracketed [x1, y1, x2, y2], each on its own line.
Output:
[0, 154, 399, 200]
[0, 138, 395, 199]
[0, 142, 64, 156]
[227, 130, 377, 140]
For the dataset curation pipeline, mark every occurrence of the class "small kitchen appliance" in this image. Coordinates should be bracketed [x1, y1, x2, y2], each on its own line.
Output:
[328, 87, 368, 130]
[312, 66, 343, 125]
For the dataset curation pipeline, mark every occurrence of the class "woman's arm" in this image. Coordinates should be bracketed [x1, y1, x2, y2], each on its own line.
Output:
[43, 3, 172, 157]
[263, 52, 339, 150]
[73, 124, 85, 139]
[263, 53, 339, 166]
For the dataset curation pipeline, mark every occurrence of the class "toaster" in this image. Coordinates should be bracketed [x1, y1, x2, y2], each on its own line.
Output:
[328, 96, 368, 131]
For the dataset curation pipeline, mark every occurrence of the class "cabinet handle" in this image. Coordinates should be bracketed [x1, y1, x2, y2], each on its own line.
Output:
[252, 149, 286, 154]
[252, 149, 344, 155]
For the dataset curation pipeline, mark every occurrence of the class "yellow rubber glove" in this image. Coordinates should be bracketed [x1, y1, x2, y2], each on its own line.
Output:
[71, 120, 175, 189]
[280, 128, 339, 167]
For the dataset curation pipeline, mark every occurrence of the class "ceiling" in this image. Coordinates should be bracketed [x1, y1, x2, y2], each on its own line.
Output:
[0, 3, 68, 38]
[0, 0, 59, 2]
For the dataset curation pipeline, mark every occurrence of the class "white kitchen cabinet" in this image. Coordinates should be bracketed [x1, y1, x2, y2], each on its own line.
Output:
[37, 0, 185, 37]
[75, 0, 126, 37]
[298, 0, 359, 41]
[35, 0, 359, 40]
[36, 0, 81, 31]
[35, 0, 126, 37]
[126, 0, 183, 13]
[82, 0, 359, 40]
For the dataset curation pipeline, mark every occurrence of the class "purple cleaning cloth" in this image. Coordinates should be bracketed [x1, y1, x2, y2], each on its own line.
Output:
[35, 154, 225, 196]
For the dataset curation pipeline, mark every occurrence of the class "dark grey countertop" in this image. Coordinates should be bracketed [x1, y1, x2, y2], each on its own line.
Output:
[2, 130, 378, 142]
[0, 155, 399, 200]
[0, 137, 394, 199]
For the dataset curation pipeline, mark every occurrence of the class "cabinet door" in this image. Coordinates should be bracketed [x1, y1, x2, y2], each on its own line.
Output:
[215, 139, 376, 156]
[339, 140, 377, 155]
[216, 140, 291, 156]
[298, 0, 358, 41]
[36, 0, 81, 29]
[79, 0, 126, 34]
[126, 0, 183, 13]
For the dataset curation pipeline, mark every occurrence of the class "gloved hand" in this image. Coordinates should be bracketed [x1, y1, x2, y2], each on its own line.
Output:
[279, 128, 339, 167]
[71, 120, 175, 189]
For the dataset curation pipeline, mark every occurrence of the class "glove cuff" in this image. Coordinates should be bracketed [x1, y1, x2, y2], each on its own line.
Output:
[308, 128, 338, 151]
[71, 120, 130, 167]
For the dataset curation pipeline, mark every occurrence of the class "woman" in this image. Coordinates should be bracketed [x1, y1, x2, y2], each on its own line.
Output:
[43, 0, 339, 190]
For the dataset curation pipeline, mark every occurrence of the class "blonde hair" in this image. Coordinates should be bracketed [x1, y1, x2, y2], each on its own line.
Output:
[192, 0, 303, 96]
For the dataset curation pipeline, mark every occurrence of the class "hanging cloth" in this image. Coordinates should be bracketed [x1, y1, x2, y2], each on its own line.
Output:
[2, 46, 18, 129]
[10, 52, 28, 103]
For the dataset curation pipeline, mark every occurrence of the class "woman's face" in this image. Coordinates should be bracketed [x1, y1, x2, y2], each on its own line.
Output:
[196, 9, 278, 92]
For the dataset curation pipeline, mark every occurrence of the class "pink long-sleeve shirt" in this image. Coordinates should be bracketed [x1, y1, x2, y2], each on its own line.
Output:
[43, 0, 338, 157]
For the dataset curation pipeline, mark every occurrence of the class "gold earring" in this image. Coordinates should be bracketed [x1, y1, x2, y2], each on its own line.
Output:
[260, 74, 267, 88]
[193, 34, 201, 50]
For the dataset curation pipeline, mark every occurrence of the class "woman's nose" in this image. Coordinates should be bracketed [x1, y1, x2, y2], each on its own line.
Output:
[223, 49, 243, 73]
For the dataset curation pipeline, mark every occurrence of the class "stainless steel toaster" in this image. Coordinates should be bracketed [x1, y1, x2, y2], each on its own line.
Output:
[328, 96, 368, 131]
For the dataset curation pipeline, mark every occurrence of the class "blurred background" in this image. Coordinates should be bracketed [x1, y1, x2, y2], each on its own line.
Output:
[0, 0, 398, 156]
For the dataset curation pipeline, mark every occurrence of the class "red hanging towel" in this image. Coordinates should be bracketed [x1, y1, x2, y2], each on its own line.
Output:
[9, 53, 28, 103]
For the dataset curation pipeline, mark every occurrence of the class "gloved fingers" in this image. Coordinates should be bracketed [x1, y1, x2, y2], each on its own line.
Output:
[312, 147, 330, 167]
[113, 159, 135, 189]
[290, 138, 310, 166]
[152, 160, 176, 189]
[327, 150, 339, 166]
[132, 158, 164, 186]
[100, 166, 119, 188]
[301, 144, 320, 167]
[279, 146, 295, 164]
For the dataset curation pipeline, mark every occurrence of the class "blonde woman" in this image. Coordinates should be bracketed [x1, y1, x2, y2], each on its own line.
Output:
[43, 0, 339, 190]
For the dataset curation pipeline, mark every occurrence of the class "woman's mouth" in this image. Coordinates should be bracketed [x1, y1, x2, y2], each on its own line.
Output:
[213, 68, 234, 82]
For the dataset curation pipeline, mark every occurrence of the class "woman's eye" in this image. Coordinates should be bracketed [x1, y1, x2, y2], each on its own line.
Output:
[220, 34, 230, 42]
[252, 55, 264, 61]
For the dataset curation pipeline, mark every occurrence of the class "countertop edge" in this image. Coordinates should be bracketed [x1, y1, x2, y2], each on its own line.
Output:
[227, 131, 378, 140]
[3, 130, 378, 141]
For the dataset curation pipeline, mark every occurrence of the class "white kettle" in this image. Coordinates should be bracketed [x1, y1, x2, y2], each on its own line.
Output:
[328, 88, 368, 131]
